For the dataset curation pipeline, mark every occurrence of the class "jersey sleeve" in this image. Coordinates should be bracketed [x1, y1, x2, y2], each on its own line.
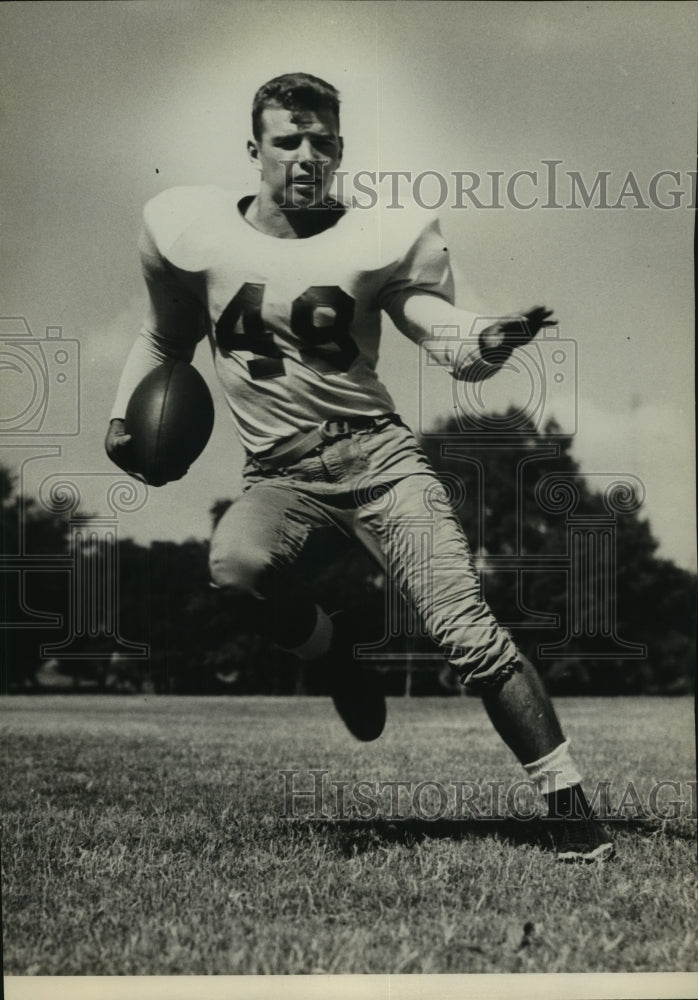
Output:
[377, 214, 507, 382]
[109, 196, 209, 420]
[376, 216, 455, 329]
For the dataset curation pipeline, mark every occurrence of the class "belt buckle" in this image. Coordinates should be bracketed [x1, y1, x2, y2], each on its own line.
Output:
[320, 419, 351, 441]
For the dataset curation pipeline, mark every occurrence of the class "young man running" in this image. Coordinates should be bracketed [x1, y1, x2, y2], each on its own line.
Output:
[106, 72, 613, 861]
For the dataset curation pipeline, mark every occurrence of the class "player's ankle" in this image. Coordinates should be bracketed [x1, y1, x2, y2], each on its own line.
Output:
[546, 784, 593, 820]
[521, 739, 583, 797]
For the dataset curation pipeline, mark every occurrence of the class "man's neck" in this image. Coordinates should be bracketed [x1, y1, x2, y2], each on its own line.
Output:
[244, 190, 343, 239]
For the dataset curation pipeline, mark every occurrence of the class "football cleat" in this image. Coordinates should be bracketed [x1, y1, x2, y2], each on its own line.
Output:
[324, 612, 386, 742]
[552, 816, 615, 863]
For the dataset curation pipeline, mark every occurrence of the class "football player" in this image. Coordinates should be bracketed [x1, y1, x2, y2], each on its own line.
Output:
[106, 73, 613, 861]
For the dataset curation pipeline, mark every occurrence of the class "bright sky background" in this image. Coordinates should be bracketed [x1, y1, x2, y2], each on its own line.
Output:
[1, 1, 696, 570]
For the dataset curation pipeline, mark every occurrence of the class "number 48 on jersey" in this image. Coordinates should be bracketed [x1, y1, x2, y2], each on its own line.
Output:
[215, 282, 358, 379]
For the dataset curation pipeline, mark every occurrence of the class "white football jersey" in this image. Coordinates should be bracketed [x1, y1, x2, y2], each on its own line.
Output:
[111, 185, 467, 454]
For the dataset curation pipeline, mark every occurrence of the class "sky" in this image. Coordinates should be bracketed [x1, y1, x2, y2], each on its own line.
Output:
[1, 0, 696, 570]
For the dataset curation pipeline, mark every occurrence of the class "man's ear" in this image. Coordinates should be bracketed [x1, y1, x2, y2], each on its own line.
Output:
[337, 136, 344, 166]
[247, 139, 261, 172]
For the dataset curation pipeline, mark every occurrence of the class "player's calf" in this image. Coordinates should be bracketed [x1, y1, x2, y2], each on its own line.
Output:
[298, 610, 386, 742]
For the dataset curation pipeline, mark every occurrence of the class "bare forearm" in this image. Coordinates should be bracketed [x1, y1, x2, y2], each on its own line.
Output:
[401, 295, 503, 380]
[402, 296, 556, 382]
[109, 327, 195, 421]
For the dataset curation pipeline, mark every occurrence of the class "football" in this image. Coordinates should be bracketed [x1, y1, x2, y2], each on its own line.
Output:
[124, 361, 214, 486]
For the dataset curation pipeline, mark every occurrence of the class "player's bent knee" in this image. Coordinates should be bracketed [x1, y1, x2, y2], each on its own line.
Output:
[458, 656, 523, 696]
[208, 545, 274, 597]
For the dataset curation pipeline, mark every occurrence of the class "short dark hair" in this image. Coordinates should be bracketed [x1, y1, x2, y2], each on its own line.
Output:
[251, 73, 340, 141]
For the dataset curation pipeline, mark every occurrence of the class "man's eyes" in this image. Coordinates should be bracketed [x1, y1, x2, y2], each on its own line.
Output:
[275, 137, 336, 151]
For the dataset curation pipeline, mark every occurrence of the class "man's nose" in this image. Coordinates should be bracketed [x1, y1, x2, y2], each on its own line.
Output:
[297, 138, 324, 164]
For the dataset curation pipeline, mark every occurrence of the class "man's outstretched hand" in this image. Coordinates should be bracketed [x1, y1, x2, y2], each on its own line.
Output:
[479, 305, 557, 359]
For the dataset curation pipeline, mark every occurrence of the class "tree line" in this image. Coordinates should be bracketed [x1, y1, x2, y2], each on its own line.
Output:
[2, 413, 695, 696]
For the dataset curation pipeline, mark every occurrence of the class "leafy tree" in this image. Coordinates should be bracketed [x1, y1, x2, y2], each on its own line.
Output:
[3, 421, 694, 698]
[1, 467, 71, 691]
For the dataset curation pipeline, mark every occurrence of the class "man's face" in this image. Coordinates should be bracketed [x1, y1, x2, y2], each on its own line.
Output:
[248, 105, 343, 208]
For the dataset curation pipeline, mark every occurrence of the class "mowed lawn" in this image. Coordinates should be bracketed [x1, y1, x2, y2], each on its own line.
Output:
[1, 695, 695, 975]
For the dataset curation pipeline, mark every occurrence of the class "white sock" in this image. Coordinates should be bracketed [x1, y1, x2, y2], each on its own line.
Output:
[522, 739, 583, 796]
[287, 606, 333, 661]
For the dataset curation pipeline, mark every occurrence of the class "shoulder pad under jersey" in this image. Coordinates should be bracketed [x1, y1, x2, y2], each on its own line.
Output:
[142, 185, 232, 256]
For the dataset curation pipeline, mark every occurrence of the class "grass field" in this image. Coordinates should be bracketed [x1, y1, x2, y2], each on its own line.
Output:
[1, 695, 695, 975]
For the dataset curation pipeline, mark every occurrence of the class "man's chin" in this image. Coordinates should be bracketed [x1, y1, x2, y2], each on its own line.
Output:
[283, 186, 331, 209]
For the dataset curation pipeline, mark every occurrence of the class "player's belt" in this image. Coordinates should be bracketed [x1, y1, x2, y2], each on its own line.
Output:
[251, 413, 403, 472]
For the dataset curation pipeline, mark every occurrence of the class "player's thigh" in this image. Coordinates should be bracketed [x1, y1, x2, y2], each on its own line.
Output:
[208, 484, 346, 594]
[357, 470, 520, 682]
[356, 470, 482, 611]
